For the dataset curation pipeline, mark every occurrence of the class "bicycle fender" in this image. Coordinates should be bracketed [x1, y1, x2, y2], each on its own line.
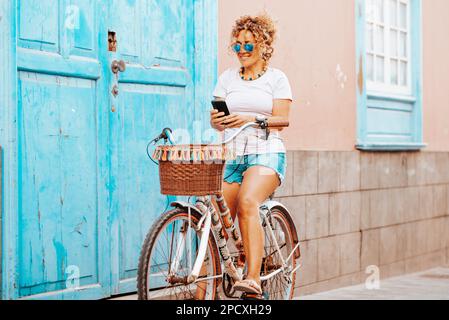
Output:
[262, 200, 301, 259]
[262, 200, 289, 213]
[170, 201, 220, 255]
[170, 201, 203, 216]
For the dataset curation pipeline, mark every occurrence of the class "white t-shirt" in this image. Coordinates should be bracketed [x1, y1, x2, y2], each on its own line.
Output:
[213, 67, 293, 156]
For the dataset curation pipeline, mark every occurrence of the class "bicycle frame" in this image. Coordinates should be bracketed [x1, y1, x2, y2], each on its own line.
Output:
[168, 194, 301, 286]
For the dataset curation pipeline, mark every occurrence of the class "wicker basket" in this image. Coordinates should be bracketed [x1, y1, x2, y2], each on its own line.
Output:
[153, 144, 235, 196]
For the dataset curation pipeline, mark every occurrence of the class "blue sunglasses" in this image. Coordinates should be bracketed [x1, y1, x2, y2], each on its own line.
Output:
[233, 43, 255, 53]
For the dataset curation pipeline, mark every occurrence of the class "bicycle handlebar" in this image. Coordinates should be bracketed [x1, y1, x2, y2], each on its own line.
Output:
[221, 122, 256, 144]
[150, 116, 289, 147]
[266, 119, 290, 128]
[221, 117, 289, 144]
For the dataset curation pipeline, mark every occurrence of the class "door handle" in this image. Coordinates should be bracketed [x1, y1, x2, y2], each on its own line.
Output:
[111, 60, 126, 74]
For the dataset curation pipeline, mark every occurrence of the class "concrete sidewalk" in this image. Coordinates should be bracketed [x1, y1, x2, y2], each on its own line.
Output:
[111, 267, 449, 300]
[297, 267, 449, 300]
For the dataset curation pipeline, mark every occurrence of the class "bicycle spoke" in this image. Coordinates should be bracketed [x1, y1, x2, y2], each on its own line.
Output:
[261, 210, 296, 300]
[168, 220, 176, 275]
[265, 243, 287, 259]
[142, 212, 217, 300]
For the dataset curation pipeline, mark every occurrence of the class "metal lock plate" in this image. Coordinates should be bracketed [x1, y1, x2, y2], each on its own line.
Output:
[111, 85, 119, 97]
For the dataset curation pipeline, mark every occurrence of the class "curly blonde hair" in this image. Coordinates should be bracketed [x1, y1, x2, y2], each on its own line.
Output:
[229, 13, 277, 63]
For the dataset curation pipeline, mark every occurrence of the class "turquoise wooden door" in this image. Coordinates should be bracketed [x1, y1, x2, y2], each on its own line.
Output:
[7, 0, 215, 299]
[16, 0, 111, 299]
[107, 0, 196, 295]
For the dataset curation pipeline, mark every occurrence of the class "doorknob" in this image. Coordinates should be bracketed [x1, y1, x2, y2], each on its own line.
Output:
[111, 60, 126, 74]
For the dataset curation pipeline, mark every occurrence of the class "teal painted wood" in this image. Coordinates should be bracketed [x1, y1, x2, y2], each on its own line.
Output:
[194, 0, 219, 143]
[14, 0, 111, 299]
[409, 0, 424, 145]
[96, 2, 114, 302]
[355, 0, 368, 149]
[17, 49, 101, 80]
[107, 0, 217, 296]
[108, 0, 199, 295]
[2, 0, 218, 300]
[355, 0, 426, 151]
[1, 0, 19, 300]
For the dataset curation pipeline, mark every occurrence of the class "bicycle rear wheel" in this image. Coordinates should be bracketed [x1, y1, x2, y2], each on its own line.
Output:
[261, 206, 297, 300]
[137, 208, 221, 300]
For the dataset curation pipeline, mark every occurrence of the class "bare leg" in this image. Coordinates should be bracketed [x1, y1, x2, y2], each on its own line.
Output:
[211, 182, 240, 220]
[237, 166, 280, 287]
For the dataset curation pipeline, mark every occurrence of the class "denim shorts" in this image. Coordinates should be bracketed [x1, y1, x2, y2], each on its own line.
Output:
[223, 153, 287, 186]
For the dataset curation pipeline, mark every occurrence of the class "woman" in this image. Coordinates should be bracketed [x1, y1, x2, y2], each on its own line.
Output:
[210, 14, 293, 297]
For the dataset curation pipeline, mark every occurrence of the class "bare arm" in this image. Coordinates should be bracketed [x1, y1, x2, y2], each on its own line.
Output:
[266, 99, 291, 131]
[223, 99, 292, 130]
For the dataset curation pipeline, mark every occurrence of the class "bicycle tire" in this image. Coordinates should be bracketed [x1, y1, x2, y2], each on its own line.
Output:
[261, 206, 298, 300]
[137, 208, 222, 300]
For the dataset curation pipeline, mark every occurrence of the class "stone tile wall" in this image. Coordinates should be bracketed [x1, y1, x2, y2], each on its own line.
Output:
[274, 151, 449, 296]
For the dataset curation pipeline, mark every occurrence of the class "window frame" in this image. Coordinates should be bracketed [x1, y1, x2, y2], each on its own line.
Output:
[355, 0, 426, 151]
[365, 0, 413, 96]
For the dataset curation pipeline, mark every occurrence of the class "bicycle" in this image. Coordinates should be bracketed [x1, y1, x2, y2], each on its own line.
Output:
[137, 116, 301, 300]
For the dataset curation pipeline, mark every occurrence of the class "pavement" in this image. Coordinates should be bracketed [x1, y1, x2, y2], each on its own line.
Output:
[110, 267, 449, 300]
[297, 267, 449, 300]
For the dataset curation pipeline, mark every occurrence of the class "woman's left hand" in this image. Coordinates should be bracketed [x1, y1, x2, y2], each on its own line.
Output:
[222, 114, 255, 128]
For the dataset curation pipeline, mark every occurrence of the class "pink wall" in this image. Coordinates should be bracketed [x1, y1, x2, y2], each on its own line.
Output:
[218, 0, 357, 151]
[217, 0, 449, 152]
[422, 0, 449, 151]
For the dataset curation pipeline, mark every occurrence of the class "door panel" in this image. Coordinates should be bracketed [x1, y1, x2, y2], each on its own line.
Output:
[109, 0, 195, 293]
[19, 0, 60, 53]
[109, 0, 187, 66]
[14, 0, 201, 299]
[149, 0, 187, 64]
[70, 0, 97, 58]
[17, 0, 110, 298]
[18, 73, 99, 296]
[116, 87, 183, 286]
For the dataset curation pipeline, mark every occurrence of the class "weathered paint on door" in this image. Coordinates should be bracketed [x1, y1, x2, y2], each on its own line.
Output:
[1, 0, 217, 299]
[108, 0, 196, 295]
[17, 0, 111, 299]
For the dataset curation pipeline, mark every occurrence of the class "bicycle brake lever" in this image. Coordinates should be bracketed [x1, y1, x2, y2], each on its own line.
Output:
[255, 116, 270, 140]
[151, 128, 173, 145]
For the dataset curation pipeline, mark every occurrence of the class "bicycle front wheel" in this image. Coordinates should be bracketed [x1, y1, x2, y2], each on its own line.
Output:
[137, 208, 221, 300]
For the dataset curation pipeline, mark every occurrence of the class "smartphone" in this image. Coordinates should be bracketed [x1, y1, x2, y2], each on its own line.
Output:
[211, 100, 231, 117]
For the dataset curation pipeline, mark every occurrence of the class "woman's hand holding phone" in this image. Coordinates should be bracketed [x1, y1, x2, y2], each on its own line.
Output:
[210, 109, 226, 131]
[210, 109, 255, 131]
[221, 114, 255, 128]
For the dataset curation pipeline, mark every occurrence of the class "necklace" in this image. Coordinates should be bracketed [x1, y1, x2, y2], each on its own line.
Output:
[240, 66, 268, 81]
